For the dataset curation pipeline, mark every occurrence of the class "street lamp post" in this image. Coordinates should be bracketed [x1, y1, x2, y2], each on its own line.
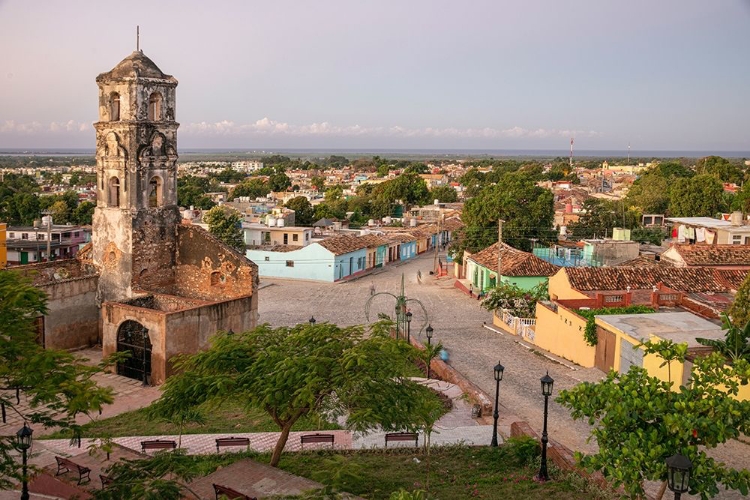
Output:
[16, 423, 33, 500]
[491, 361, 505, 447]
[309, 316, 316, 326]
[666, 454, 693, 500]
[406, 311, 412, 343]
[426, 325, 433, 379]
[538, 372, 554, 481]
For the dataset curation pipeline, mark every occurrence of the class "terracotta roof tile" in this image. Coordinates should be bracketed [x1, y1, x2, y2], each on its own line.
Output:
[715, 269, 749, 291]
[469, 242, 560, 277]
[317, 235, 370, 256]
[564, 267, 746, 293]
[668, 244, 750, 266]
[357, 234, 391, 248]
[616, 256, 672, 268]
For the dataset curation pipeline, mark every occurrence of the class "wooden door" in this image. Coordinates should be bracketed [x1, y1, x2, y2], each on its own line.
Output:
[595, 327, 616, 373]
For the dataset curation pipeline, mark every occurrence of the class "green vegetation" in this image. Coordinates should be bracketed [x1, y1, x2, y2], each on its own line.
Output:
[481, 281, 549, 318]
[696, 313, 750, 362]
[96, 446, 615, 500]
[559, 340, 750, 499]
[0, 271, 115, 488]
[150, 322, 443, 467]
[42, 399, 339, 439]
[577, 305, 654, 346]
[203, 205, 244, 250]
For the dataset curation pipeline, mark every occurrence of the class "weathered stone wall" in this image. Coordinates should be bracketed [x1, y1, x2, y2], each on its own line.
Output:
[41, 276, 100, 350]
[131, 208, 180, 293]
[92, 208, 134, 302]
[175, 225, 258, 302]
[163, 296, 255, 380]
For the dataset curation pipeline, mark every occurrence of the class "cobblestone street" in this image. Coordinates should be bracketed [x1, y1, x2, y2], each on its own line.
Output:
[258, 252, 602, 455]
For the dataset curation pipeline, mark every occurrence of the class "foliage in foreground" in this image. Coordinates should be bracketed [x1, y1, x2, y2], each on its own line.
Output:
[558, 340, 750, 499]
[150, 321, 442, 467]
[96, 446, 614, 500]
[0, 271, 115, 489]
[577, 305, 654, 346]
[481, 281, 549, 318]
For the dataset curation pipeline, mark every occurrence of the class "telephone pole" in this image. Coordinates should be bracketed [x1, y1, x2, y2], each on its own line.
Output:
[433, 214, 443, 275]
[497, 219, 504, 286]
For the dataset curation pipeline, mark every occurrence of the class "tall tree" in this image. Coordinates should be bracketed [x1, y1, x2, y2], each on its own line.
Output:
[203, 206, 244, 250]
[727, 272, 750, 329]
[71, 201, 96, 225]
[0, 271, 115, 489]
[430, 185, 458, 203]
[150, 322, 441, 467]
[696, 156, 743, 184]
[268, 172, 292, 192]
[558, 340, 750, 499]
[229, 177, 270, 201]
[567, 198, 639, 240]
[456, 172, 554, 255]
[284, 196, 314, 226]
[668, 175, 726, 217]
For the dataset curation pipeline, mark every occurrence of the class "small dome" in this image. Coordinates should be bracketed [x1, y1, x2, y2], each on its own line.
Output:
[97, 51, 175, 81]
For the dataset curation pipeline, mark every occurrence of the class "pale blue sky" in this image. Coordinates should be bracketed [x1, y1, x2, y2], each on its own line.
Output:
[0, 0, 749, 152]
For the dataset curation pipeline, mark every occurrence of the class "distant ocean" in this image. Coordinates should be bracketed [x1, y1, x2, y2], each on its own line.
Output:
[0, 147, 748, 159]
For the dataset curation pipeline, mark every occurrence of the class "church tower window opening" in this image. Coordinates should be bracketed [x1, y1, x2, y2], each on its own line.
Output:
[108, 177, 121, 207]
[148, 176, 163, 207]
[148, 92, 162, 121]
[110, 92, 120, 121]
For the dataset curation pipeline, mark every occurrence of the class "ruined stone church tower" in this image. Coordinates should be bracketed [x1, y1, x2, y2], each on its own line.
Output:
[92, 51, 180, 302]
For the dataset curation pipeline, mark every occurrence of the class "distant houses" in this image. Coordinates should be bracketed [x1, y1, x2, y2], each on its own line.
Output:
[463, 242, 560, 292]
[245, 218, 463, 282]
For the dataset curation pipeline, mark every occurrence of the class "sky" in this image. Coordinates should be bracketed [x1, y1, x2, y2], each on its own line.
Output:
[0, 0, 749, 152]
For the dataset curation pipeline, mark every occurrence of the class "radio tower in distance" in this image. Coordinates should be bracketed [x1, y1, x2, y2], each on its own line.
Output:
[569, 137, 574, 168]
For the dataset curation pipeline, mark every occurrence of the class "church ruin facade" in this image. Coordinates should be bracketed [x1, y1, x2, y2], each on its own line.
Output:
[8, 50, 258, 385]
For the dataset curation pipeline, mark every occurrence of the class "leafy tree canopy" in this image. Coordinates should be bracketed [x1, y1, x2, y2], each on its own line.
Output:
[203, 205, 244, 250]
[430, 185, 458, 203]
[228, 177, 270, 201]
[668, 175, 726, 217]
[558, 340, 750, 499]
[567, 198, 639, 241]
[150, 321, 441, 467]
[284, 196, 314, 226]
[0, 271, 115, 488]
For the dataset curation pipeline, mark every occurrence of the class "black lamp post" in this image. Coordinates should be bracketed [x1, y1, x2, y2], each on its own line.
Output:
[491, 361, 505, 447]
[426, 325, 434, 379]
[405, 311, 412, 343]
[666, 453, 692, 500]
[538, 371, 554, 482]
[309, 316, 316, 326]
[16, 423, 33, 500]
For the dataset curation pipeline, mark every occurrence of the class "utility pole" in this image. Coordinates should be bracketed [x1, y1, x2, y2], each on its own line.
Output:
[497, 219, 504, 287]
[433, 214, 442, 274]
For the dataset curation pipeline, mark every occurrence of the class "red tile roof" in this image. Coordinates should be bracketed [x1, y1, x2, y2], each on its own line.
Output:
[317, 235, 370, 256]
[564, 266, 746, 293]
[667, 244, 750, 266]
[468, 243, 560, 277]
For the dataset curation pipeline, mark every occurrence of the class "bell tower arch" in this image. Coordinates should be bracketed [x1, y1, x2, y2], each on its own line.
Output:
[92, 50, 180, 302]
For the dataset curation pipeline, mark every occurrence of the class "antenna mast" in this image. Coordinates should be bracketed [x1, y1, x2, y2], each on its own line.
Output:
[628, 142, 631, 163]
[137, 25, 140, 51]
[569, 137, 574, 168]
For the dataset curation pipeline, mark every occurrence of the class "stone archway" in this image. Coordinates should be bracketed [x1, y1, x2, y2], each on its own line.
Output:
[116, 320, 152, 385]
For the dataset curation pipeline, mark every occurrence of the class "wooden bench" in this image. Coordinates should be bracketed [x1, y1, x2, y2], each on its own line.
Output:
[384, 432, 419, 448]
[54, 456, 91, 485]
[300, 433, 335, 450]
[213, 483, 257, 500]
[100, 474, 113, 489]
[140, 439, 177, 453]
[215, 436, 251, 453]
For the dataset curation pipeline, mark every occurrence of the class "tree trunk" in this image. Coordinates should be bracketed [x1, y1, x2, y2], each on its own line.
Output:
[270, 421, 295, 467]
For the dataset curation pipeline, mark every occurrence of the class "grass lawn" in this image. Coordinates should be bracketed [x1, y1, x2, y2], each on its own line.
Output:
[41, 399, 340, 439]
[272, 446, 613, 499]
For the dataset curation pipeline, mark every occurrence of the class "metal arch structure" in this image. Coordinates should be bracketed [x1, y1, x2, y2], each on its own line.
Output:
[365, 274, 429, 340]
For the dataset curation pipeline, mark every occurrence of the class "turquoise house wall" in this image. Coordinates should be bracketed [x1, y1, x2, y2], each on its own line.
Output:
[400, 241, 417, 260]
[333, 248, 368, 281]
[376, 245, 387, 267]
[246, 244, 336, 282]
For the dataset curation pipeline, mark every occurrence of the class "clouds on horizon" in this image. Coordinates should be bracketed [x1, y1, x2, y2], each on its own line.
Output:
[0, 117, 600, 143]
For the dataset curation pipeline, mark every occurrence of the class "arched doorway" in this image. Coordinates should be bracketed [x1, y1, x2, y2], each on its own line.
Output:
[116, 320, 152, 385]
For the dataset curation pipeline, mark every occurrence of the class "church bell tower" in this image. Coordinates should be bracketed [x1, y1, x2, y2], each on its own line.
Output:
[92, 50, 180, 302]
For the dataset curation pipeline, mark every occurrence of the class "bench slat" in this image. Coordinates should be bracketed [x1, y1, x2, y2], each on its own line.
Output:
[213, 483, 257, 500]
[141, 439, 177, 452]
[300, 433, 335, 450]
[55, 456, 91, 485]
[384, 432, 419, 447]
[216, 437, 251, 452]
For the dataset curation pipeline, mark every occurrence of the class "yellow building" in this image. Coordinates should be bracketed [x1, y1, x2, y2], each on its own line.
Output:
[0, 222, 6, 268]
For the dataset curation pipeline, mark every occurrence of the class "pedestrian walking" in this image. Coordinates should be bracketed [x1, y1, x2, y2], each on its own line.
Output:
[369, 281, 376, 296]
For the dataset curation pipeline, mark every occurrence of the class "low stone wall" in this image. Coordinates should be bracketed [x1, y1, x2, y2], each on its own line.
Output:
[409, 336, 493, 417]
